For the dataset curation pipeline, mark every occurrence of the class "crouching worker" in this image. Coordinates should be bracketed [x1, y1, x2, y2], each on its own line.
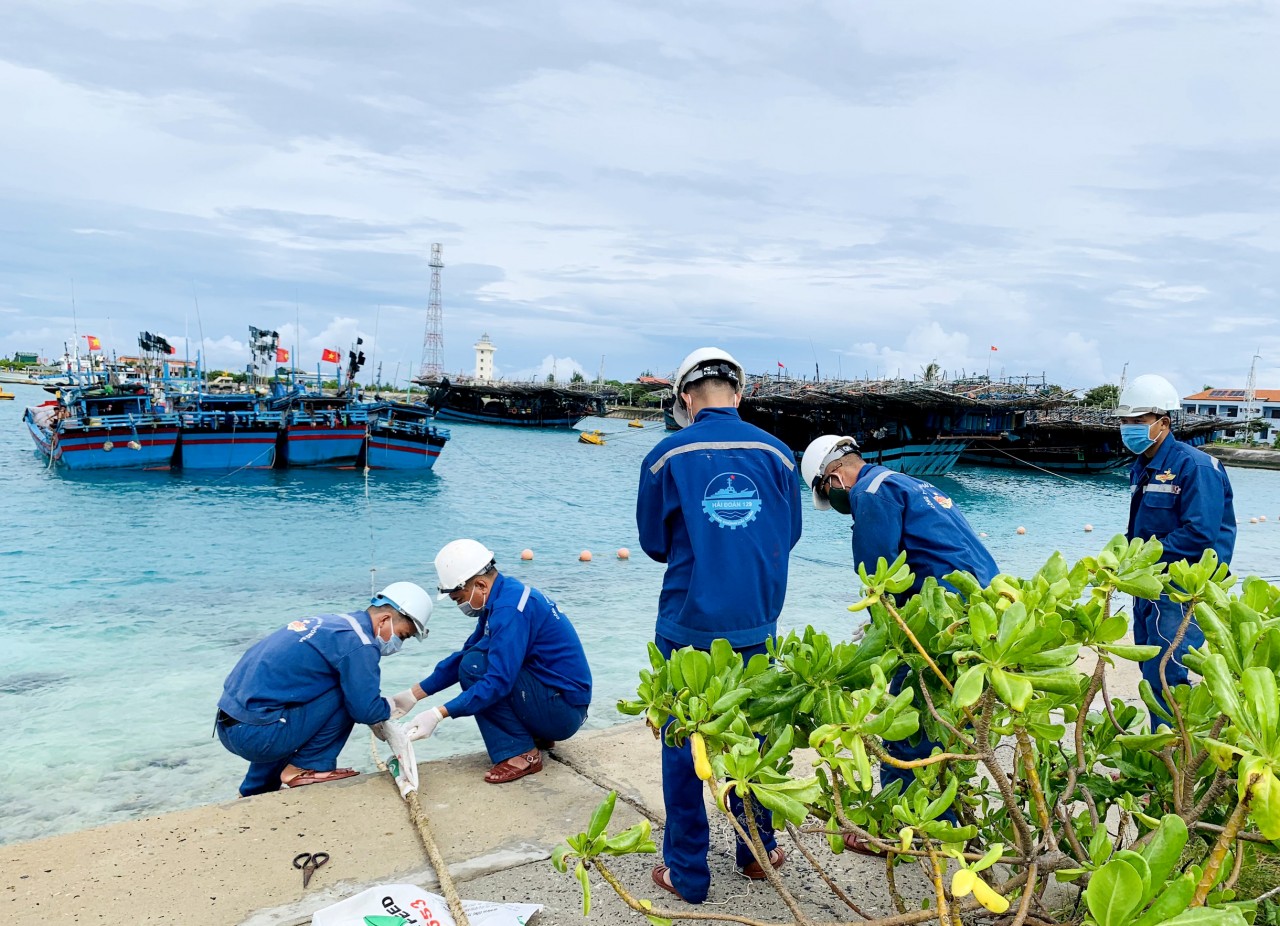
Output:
[398, 539, 593, 784]
[215, 582, 432, 796]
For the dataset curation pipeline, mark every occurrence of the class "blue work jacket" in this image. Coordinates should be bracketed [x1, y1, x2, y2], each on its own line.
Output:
[1126, 436, 1235, 566]
[418, 573, 592, 718]
[848, 465, 998, 596]
[218, 610, 391, 726]
[637, 405, 803, 648]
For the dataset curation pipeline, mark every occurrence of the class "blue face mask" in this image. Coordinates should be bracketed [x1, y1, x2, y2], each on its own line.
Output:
[1120, 422, 1156, 455]
[378, 620, 404, 657]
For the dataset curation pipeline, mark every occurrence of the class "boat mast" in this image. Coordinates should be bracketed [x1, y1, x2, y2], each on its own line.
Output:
[1244, 349, 1262, 444]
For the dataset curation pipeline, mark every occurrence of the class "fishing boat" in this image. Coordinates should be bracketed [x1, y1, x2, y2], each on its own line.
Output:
[23, 383, 180, 470]
[627, 419, 643, 428]
[434, 382, 614, 428]
[578, 429, 606, 445]
[171, 393, 283, 470]
[0, 387, 14, 400]
[363, 401, 450, 470]
[272, 393, 368, 467]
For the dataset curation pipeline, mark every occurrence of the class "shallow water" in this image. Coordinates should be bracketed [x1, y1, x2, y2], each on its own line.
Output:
[1, 384, 1277, 844]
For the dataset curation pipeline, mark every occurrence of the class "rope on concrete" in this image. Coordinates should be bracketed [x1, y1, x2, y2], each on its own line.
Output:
[369, 733, 472, 926]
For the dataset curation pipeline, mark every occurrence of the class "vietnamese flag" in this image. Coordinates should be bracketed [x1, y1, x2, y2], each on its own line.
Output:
[777, 360, 785, 368]
[85, 335, 101, 351]
[990, 346, 998, 351]
[276, 347, 290, 363]
[321, 348, 340, 363]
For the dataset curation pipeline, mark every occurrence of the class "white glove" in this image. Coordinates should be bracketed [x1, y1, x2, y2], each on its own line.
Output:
[404, 706, 445, 741]
[388, 688, 419, 721]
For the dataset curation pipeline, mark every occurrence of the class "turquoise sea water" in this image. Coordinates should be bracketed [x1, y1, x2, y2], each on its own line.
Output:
[1, 380, 1278, 845]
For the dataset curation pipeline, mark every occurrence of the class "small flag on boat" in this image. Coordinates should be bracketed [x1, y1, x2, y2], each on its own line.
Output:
[85, 335, 101, 351]
[322, 348, 340, 363]
[276, 347, 290, 363]
[990, 346, 998, 351]
[777, 360, 785, 368]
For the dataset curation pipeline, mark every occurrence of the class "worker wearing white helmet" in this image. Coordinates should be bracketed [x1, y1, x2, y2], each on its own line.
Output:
[215, 581, 432, 797]
[801, 432, 997, 851]
[1113, 374, 1236, 722]
[396, 539, 592, 784]
[638, 347, 803, 902]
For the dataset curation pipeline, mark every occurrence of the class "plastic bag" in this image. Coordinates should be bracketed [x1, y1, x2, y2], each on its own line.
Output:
[311, 883, 541, 926]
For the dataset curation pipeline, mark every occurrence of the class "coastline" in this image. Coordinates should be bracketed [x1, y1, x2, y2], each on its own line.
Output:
[1204, 444, 1280, 471]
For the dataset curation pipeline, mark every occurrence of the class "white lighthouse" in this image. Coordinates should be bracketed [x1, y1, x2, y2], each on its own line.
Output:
[474, 333, 495, 383]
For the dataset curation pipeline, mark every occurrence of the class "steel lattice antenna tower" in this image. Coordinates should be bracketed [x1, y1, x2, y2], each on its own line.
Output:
[418, 242, 444, 381]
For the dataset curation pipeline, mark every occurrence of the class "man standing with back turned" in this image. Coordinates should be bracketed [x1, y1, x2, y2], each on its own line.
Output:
[1114, 374, 1235, 722]
[638, 347, 803, 903]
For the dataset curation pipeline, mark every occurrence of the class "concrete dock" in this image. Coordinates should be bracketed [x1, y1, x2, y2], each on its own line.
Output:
[2, 722, 910, 926]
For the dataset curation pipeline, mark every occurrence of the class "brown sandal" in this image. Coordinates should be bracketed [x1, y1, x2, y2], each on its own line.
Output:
[652, 864, 688, 900]
[282, 767, 359, 788]
[842, 833, 884, 857]
[484, 749, 543, 784]
[739, 846, 787, 880]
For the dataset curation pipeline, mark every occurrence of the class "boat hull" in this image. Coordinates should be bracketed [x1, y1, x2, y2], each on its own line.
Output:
[25, 412, 178, 470]
[281, 424, 366, 466]
[364, 432, 447, 470]
[435, 407, 580, 428]
[177, 429, 279, 470]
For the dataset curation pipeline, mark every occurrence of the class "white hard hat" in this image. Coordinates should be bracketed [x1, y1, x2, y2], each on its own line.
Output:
[434, 539, 496, 599]
[1113, 374, 1182, 418]
[672, 347, 745, 428]
[371, 581, 432, 639]
[800, 435, 860, 511]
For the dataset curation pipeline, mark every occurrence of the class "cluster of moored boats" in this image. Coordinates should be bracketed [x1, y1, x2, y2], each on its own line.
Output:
[21, 337, 451, 473]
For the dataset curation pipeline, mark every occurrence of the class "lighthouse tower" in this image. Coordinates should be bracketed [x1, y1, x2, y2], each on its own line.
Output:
[474, 333, 495, 382]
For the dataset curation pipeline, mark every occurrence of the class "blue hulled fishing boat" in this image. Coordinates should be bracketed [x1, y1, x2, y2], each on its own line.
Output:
[24, 382, 180, 470]
[171, 393, 283, 470]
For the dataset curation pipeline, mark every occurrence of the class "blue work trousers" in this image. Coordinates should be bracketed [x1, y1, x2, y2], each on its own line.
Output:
[656, 633, 778, 904]
[1133, 594, 1204, 728]
[881, 665, 942, 795]
[457, 649, 588, 765]
[217, 686, 355, 797]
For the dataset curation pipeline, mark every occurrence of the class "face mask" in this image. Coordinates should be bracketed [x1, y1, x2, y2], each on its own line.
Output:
[828, 486, 852, 516]
[456, 586, 484, 618]
[378, 618, 403, 657]
[1121, 422, 1157, 455]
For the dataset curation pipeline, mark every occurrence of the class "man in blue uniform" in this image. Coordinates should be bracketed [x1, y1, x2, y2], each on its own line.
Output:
[638, 347, 803, 903]
[216, 581, 432, 797]
[801, 434, 998, 847]
[400, 539, 593, 784]
[1114, 374, 1236, 720]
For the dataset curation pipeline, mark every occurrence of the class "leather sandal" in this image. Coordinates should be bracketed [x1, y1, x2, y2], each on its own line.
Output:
[842, 833, 884, 856]
[651, 865, 689, 901]
[739, 846, 786, 880]
[282, 767, 359, 788]
[484, 749, 543, 784]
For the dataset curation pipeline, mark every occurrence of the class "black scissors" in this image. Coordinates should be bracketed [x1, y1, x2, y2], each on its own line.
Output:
[293, 851, 330, 888]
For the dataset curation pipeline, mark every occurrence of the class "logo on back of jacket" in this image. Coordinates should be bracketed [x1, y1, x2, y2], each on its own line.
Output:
[702, 473, 761, 529]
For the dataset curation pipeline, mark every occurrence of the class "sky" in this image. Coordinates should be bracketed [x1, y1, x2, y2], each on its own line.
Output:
[1, 0, 1278, 392]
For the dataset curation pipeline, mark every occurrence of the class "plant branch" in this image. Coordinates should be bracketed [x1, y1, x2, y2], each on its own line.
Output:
[916, 669, 974, 749]
[591, 857, 778, 926]
[1192, 775, 1255, 906]
[884, 599, 953, 694]
[924, 844, 950, 926]
[744, 791, 813, 926]
[785, 822, 871, 919]
[1015, 728, 1052, 835]
[884, 853, 907, 916]
[864, 737, 980, 769]
[973, 690, 1036, 857]
[1011, 863, 1039, 926]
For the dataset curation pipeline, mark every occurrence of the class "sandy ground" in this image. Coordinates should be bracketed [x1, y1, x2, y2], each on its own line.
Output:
[3, 655, 1146, 926]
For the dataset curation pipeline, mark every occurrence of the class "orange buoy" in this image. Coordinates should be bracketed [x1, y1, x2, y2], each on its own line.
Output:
[579, 550, 593, 562]
[617, 548, 630, 560]
[1083, 524, 1094, 532]
[1016, 526, 1027, 535]
[1260, 515, 1268, 522]
[1250, 517, 1259, 524]
[520, 549, 534, 561]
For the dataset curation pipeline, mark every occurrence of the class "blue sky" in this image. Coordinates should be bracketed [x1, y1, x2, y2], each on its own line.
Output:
[2, 1, 1278, 391]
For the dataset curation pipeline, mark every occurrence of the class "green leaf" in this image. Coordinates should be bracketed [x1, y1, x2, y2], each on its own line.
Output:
[645, 917, 673, 926]
[1245, 762, 1280, 841]
[1139, 815, 1188, 889]
[990, 667, 1033, 712]
[749, 785, 809, 827]
[1131, 873, 1196, 926]
[952, 664, 987, 710]
[551, 844, 571, 873]
[1102, 644, 1162, 662]
[1159, 907, 1250, 926]
[575, 860, 591, 916]
[1114, 850, 1152, 902]
[1202, 654, 1244, 725]
[587, 791, 617, 840]
[1085, 859, 1144, 926]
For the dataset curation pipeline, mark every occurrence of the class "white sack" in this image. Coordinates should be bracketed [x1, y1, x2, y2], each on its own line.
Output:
[312, 883, 541, 926]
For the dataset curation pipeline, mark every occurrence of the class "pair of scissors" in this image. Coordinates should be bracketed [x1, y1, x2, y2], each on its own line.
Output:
[293, 851, 330, 888]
